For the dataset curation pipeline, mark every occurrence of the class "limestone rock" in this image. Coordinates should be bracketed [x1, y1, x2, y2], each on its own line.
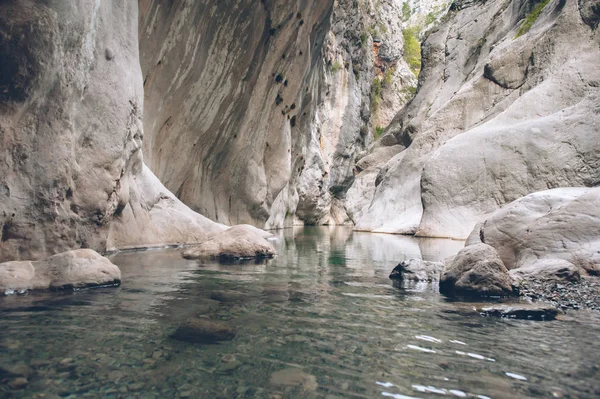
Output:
[478, 304, 559, 321]
[0, 249, 121, 294]
[171, 318, 236, 344]
[476, 188, 600, 273]
[510, 260, 581, 284]
[440, 244, 515, 297]
[182, 225, 276, 261]
[352, 0, 600, 239]
[389, 259, 445, 282]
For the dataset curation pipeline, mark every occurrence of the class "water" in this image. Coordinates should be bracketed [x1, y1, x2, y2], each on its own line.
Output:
[1, 227, 599, 398]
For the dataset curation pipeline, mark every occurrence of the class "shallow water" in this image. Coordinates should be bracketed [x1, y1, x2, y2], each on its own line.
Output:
[1, 227, 599, 399]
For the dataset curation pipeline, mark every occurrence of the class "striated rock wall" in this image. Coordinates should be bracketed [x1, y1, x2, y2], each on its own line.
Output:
[351, 0, 600, 238]
[0, 0, 224, 262]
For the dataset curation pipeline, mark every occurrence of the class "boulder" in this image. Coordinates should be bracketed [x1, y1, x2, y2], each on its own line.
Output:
[440, 244, 515, 297]
[475, 187, 600, 274]
[182, 225, 276, 261]
[0, 249, 121, 294]
[509, 260, 581, 284]
[389, 259, 445, 282]
[171, 318, 236, 344]
[478, 304, 559, 321]
[269, 368, 318, 392]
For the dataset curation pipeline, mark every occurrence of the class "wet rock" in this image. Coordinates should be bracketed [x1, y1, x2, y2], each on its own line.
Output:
[440, 244, 515, 298]
[389, 259, 445, 282]
[171, 318, 236, 344]
[478, 304, 559, 321]
[269, 368, 318, 392]
[0, 363, 34, 379]
[0, 249, 121, 294]
[210, 290, 252, 303]
[182, 225, 276, 262]
[196, 299, 220, 315]
[8, 377, 28, 390]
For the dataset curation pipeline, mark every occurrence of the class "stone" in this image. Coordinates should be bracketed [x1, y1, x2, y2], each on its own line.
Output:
[475, 188, 600, 273]
[182, 225, 276, 261]
[269, 368, 318, 392]
[171, 318, 237, 344]
[478, 304, 559, 321]
[389, 259, 445, 282]
[0, 249, 121, 294]
[0, 363, 34, 379]
[351, 0, 600, 240]
[510, 260, 581, 284]
[209, 290, 251, 303]
[440, 244, 515, 298]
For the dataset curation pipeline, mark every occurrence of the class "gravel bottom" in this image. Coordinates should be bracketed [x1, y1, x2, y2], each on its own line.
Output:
[517, 276, 600, 312]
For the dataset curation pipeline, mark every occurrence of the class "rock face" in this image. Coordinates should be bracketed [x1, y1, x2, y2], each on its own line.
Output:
[351, 0, 600, 238]
[469, 187, 600, 278]
[389, 258, 444, 282]
[440, 243, 515, 297]
[0, 249, 121, 294]
[182, 225, 276, 261]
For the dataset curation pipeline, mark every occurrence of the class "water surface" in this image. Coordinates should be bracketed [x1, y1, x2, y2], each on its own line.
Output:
[1, 227, 599, 398]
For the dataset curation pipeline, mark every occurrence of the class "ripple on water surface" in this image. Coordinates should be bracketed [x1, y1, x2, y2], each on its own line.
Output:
[0, 226, 599, 398]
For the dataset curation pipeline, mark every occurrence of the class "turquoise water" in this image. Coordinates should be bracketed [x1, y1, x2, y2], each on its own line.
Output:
[1, 227, 599, 398]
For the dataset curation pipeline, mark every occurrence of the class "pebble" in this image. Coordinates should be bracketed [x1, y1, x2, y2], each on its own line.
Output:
[517, 277, 600, 312]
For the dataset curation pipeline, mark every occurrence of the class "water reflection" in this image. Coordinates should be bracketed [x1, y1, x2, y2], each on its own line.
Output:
[0, 227, 598, 398]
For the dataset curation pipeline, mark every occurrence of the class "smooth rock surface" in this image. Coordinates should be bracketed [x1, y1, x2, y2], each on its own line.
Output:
[171, 318, 236, 344]
[473, 187, 600, 274]
[182, 225, 276, 261]
[269, 368, 318, 392]
[0, 249, 121, 294]
[352, 0, 600, 238]
[440, 244, 514, 298]
[389, 258, 445, 282]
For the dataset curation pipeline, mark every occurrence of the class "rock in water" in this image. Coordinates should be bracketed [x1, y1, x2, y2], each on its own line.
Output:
[0, 249, 121, 294]
[440, 244, 515, 298]
[389, 259, 445, 282]
[171, 318, 236, 344]
[478, 304, 559, 321]
[182, 225, 276, 261]
[269, 368, 318, 392]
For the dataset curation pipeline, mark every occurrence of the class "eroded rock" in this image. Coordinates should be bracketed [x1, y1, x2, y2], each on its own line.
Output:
[440, 244, 515, 298]
[182, 225, 276, 261]
[0, 249, 121, 294]
[389, 259, 445, 282]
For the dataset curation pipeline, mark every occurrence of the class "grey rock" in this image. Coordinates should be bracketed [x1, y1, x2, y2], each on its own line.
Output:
[510, 260, 581, 284]
[182, 225, 276, 261]
[389, 258, 445, 282]
[171, 318, 236, 344]
[269, 368, 318, 391]
[0, 249, 121, 294]
[478, 304, 559, 321]
[440, 243, 515, 297]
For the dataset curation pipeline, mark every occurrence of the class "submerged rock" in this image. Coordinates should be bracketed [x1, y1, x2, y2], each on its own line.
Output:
[389, 259, 445, 282]
[440, 244, 515, 298]
[182, 225, 276, 261]
[269, 368, 318, 392]
[171, 318, 236, 344]
[0, 249, 121, 294]
[478, 304, 559, 321]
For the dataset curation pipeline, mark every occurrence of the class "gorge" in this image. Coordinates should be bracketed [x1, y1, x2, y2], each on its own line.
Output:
[0, 0, 599, 397]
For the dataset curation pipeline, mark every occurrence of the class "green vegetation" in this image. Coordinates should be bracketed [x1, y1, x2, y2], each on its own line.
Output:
[402, 2, 411, 21]
[400, 85, 417, 98]
[515, 0, 551, 38]
[426, 12, 437, 25]
[383, 67, 394, 87]
[371, 78, 382, 110]
[374, 126, 385, 139]
[331, 62, 343, 73]
[403, 27, 422, 77]
[360, 32, 368, 47]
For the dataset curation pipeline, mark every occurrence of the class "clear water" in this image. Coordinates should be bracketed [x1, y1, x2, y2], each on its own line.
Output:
[1, 227, 599, 399]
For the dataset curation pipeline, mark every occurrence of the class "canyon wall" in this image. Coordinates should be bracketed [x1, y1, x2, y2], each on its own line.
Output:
[351, 0, 600, 239]
[0, 0, 224, 262]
